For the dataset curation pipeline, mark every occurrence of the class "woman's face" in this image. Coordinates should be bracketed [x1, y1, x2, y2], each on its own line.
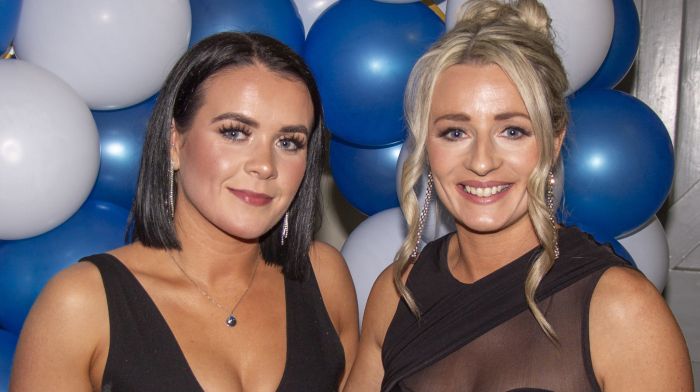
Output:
[427, 63, 542, 235]
[171, 64, 313, 240]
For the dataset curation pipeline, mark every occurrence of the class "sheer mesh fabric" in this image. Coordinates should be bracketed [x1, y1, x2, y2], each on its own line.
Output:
[381, 226, 626, 392]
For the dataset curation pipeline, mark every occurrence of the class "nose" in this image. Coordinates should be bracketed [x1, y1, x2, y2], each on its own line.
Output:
[244, 141, 277, 180]
[465, 135, 500, 176]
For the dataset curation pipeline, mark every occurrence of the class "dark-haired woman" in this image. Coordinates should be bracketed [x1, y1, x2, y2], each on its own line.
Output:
[11, 32, 358, 391]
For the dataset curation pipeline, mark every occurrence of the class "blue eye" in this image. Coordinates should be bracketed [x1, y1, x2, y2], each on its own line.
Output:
[501, 127, 531, 139]
[277, 136, 307, 151]
[219, 125, 249, 140]
[440, 128, 466, 140]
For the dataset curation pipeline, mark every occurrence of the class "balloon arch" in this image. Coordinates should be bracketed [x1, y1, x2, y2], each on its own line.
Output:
[0, 0, 672, 385]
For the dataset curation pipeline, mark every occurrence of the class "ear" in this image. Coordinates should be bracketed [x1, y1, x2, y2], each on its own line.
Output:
[553, 127, 566, 161]
[170, 120, 181, 171]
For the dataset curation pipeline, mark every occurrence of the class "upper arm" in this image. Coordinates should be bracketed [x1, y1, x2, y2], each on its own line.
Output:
[308, 241, 360, 388]
[589, 266, 693, 391]
[344, 263, 406, 392]
[10, 262, 108, 392]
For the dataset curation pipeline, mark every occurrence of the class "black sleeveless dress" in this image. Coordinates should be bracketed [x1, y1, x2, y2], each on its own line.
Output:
[81, 254, 345, 392]
[381, 226, 627, 392]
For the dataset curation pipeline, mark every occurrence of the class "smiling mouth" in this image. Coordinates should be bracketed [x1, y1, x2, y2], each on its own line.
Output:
[461, 184, 511, 198]
[228, 188, 273, 206]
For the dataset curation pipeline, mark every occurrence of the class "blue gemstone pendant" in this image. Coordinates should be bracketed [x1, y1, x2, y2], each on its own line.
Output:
[225, 314, 237, 327]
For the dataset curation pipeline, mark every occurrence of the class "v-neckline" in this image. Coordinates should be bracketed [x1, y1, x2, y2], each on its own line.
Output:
[101, 253, 291, 391]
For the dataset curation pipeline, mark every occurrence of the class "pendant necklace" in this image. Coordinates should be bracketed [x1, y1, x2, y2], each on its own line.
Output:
[167, 252, 260, 328]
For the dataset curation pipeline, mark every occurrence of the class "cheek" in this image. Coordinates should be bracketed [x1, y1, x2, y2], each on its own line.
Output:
[278, 153, 308, 192]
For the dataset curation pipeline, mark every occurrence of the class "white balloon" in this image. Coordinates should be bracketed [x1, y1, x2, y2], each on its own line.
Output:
[14, 0, 191, 110]
[617, 216, 670, 292]
[293, 0, 339, 35]
[0, 60, 99, 240]
[342, 208, 407, 323]
[373, 0, 422, 3]
[445, 0, 613, 94]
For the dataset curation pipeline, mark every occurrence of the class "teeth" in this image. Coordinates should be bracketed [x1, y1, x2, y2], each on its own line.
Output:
[463, 184, 508, 197]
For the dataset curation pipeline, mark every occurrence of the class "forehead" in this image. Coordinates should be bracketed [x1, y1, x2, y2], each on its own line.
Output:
[198, 64, 314, 123]
[430, 63, 528, 116]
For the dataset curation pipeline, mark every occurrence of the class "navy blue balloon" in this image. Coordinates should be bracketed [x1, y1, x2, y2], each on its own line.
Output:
[580, 0, 640, 90]
[330, 138, 402, 215]
[0, 0, 21, 53]
[0, 330, 17, 392]
[88, 96, 155, 209]
[561, 89, 674, 241]
[304, 0, 444, 146]
[190, 0, 305, 53]
[0, 200, 129, 333]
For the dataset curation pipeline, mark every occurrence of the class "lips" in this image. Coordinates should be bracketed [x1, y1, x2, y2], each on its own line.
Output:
[457, 181, 512, 204]
[228, 188, 273, 206]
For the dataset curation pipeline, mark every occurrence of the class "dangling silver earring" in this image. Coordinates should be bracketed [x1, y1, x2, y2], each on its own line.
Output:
[169, 162, 175, 220]
[546, 170, 559, 259]
[410, 172, 433, 260]
[281, 212, 289, 245]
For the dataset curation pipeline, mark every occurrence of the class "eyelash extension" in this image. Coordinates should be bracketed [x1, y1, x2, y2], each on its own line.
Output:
[504, 126, 533, 137]
[280, 134, 307, 149]
[218, 124, 251, 139]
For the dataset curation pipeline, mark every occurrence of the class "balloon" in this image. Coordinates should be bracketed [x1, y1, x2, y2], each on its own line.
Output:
[616, 216, 669, 292]
[0, 329, 17, 392]
[561, 89, 674, 241]
[373, 0, 421, 2]
[330, 139, 402, 215]
[342, 207, 406, 321]
[190, 0, 304, 53]
[608, 239, 635, 266]
[305, 0, 444, 146]
[88, 96, 156, 209]
[0, 0, 21, 53]
[292, 0, 339, 35]
[581, 0, 640, 90]
[445, 0, 613, 94]
[0, 200, 129, 333]
[14, 0, 190, 109]
[0, 60, 99, 240]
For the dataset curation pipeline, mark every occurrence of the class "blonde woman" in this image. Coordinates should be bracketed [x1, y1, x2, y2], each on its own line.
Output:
[344, 0, 692, 391]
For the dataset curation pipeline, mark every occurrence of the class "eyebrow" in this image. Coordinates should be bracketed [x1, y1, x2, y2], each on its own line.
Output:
[432, 111, 530, 124]
[211, 112, 309, 134]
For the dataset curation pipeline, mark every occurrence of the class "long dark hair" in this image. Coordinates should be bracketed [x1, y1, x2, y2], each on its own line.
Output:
[128, 32, 326, 281]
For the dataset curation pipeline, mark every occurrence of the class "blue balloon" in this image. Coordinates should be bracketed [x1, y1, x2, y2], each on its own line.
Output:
[330, 138, 402, 215]
[0, 329, 17, 392]
[304, 0, 444, 147]
[580, 0, 640, 90]
[560, 89, 674, 241]
[88, 96, 155, 209]
[0, 0, 21, 53]
[608, 238, 636, 267]
[190, 0, 305, 53]
[0, 200, 129, 333]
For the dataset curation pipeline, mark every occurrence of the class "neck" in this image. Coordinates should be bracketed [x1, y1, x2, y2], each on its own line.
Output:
[449, 215, 540, 284]
[169, 203, 263, 286]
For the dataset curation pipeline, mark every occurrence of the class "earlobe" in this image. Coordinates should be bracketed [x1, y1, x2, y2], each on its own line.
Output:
[554, 128, 566, 160]
[170, 121, 180, 170]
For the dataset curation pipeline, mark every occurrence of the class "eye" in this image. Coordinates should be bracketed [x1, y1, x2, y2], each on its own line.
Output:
[500, 126, 531, 139]
[218, 125, 250, 141]
[277, 135, 307, 151]
[439, 128, 466, 141]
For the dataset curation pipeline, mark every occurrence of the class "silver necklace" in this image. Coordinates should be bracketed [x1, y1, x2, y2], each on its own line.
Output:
[167, 252, 260, 328]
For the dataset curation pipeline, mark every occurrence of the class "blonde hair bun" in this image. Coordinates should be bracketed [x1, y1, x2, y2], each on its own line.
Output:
[456, 0, 553, 40]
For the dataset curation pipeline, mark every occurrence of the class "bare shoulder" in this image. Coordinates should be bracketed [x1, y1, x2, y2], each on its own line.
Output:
[308, 240, 351, 280]
[11, 260, 108, 391]
[362, 261, 411, 345]
[589, 266, 693, 390]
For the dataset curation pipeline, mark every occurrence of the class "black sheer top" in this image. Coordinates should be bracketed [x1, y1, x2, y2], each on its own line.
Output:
[381, 226, 627, 391]
[81, 253, 345, 391]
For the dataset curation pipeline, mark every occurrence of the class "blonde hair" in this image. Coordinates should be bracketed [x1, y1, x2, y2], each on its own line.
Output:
[395, 0, 569, 341]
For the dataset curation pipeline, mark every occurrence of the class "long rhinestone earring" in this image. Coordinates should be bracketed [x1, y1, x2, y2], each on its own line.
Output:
[169, 162, 175, 220]
[281, 212, 289, 245]
[410, 172, 434, 260]
[546, 170, 559, 259]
